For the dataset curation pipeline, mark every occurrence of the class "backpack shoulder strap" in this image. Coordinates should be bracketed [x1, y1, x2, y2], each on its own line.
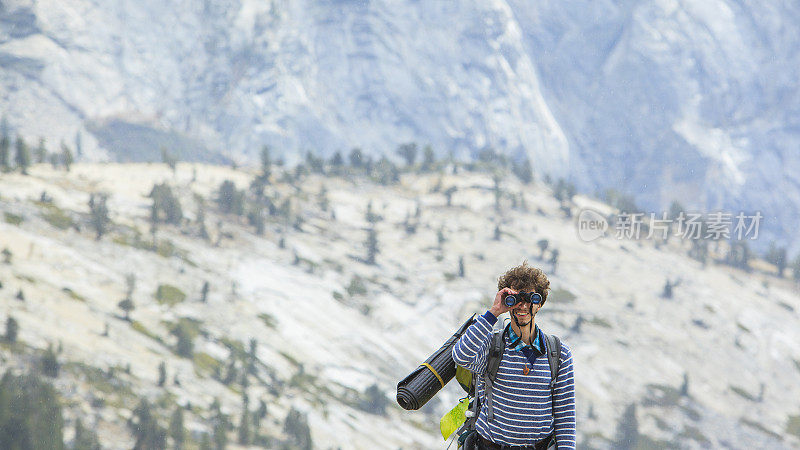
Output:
[486, 324, 507, 380]
[483, 324, 507, 422]
[544, 333, 561, 388]
[544, 333, 562, 448]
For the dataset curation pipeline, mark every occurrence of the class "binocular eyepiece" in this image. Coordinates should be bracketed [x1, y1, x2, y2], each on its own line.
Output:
[503, 291, 543, 307]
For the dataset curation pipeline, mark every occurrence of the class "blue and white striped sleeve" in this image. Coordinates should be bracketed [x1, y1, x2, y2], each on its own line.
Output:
[452, 311, 496, 375]
[552, 342, 576, 449]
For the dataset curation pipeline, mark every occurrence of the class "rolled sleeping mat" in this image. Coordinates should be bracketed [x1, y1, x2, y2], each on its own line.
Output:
[396, 314, 476, 410]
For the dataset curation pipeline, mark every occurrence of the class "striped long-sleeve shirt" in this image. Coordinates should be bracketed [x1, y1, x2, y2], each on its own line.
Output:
[452, 311, 576, 449]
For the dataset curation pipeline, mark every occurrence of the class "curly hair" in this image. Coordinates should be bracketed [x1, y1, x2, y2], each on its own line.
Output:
[497, 261, 551, 306]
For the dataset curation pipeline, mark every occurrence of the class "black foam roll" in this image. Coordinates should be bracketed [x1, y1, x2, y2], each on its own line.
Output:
[396, 315, 476, 410]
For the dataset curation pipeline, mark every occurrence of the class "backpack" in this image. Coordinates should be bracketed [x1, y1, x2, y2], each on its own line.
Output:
[455, 323, 561, 449]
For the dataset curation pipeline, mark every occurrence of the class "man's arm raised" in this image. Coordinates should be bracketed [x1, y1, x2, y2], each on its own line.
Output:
[452, 288, 517, 373]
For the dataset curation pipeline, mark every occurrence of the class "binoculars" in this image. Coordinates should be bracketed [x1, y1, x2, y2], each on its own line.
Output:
[503, 291, 543, 307]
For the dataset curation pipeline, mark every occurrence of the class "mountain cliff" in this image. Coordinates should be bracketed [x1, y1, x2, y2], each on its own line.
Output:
[1, 1, 798, 243]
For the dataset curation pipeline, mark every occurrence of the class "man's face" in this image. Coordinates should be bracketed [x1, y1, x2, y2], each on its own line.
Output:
[511, 288, 541, 326]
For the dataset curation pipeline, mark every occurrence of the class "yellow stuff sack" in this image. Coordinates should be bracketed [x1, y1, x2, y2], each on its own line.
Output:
[439, 397, 470, 440]
[455, 365, 472, 393]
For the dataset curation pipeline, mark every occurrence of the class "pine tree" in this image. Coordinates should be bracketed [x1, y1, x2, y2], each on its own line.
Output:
[766, 242, 788, 278]
[249, 175, 266, 201]
[396, 142, 417, 168]
[662, 279, 675, 299]
[237, 392, 251, 445]
[36, 138, 47, 164]
[200, 281, 210, 303]
[118, 298, 135, 321]
[190, 193, 208, 238]
[444, 186, 457, 207]
[366, 227, 379, 265]
[283, 408, 312, 450]
[492, 174, 502, 212]
[15, 135, 31, 175]
[613, 403, 639, 450]
[41, 344, 60, 377]
[149, 183, 183, 225]
[89, 193, 111, 240]
[253, 400, 267, 437]
[680, 373, 690, 397]
[130, 400, 166, 450]
[221, 354, 238, 386]
[247, 201, 265, 235]
[403, 211, 417, 235]
[305, 150, 324, 174]
[61, 142, 73, 172]
[161, 147, 177, 173]
[512, 155, 533, 184]
[318, 185, 330, 212]
[158, 362, 167, 387]
[75, 132, 82, 158]
[247, 338, 258, 375]
[364, 155, 376, 175]
[48, 149, 59, 168]
[360, 384, 388, 415]
[4, 316, 18, 343]
[537, 239, 549, 259]
[199, 433, 212, 450]
[260, 145, 272, 181]
[776, 247, 787, 278]
[458, 256, 465, 278]
[421, 145, 436, 172]
[792, 254, 800, 283]
[211, 400, 228, 450]
[365, 200, 380, 224]
[571, 315, 584, 334]
[727, 241, 751, 271]
[217, 180, 245, 216]
[0, 371, 65, 449]
[171, 322, 194, 358]
[73, 418, 101, 450]
[276, 197, 291, 219]
[329, 151, 344, 174]
[348, 147, 364, 168]
[373, 156, 400, 185]
[0, 117, 10, 171]
[168, 405, 185, 450]
[549, 248, 560, 275]
[667, 199, 684, 238]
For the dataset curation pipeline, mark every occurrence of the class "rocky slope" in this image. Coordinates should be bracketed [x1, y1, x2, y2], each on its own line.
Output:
[1, 162, 799, 449]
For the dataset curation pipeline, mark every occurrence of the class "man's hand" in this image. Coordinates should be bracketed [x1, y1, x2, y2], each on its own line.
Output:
[489, 287, 518, 317]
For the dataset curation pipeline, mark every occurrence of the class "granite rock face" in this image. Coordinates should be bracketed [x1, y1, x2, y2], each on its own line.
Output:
[1, 0, 798, 248]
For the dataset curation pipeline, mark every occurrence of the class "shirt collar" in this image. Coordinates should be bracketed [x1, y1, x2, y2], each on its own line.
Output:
[507, 323, 545, 355]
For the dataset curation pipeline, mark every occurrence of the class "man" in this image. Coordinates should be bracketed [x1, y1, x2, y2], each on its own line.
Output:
[453, 262, 576, 449]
